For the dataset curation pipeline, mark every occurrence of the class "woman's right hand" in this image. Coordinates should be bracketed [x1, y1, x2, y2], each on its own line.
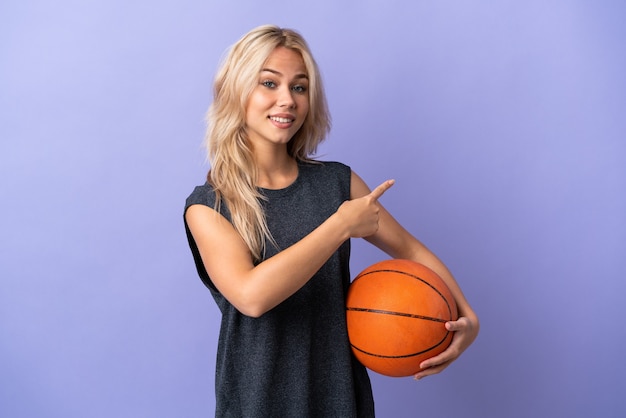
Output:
[336, 179, 395, 238]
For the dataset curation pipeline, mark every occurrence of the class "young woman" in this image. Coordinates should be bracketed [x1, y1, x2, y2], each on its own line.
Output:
[184, 24, 479, 417]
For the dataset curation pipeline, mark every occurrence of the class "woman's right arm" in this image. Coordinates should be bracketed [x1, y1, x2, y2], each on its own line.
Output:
[185, 180, 393, 317]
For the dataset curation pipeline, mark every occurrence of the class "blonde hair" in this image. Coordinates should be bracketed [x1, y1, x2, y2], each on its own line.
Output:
[205, 25, 331, 261]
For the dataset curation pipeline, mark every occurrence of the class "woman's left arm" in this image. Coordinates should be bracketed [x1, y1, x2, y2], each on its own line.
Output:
[351, 170, 480, 380]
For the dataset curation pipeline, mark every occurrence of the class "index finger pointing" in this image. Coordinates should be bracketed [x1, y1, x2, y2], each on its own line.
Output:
[369, 179, 395, 200]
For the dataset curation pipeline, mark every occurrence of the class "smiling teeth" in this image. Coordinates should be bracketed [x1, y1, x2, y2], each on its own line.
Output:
[270, 116, 293, 123]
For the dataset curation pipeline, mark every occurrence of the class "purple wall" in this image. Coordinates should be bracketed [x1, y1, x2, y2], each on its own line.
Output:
[1, 1, 624, 417]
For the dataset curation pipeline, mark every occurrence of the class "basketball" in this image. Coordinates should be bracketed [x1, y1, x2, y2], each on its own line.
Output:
[346, 259, 458, 377]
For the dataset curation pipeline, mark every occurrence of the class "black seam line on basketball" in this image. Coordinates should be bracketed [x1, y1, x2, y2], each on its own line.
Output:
[353, 268, 455, 320]
[346, 307, 447, 323]
[350, 331, 452, 359]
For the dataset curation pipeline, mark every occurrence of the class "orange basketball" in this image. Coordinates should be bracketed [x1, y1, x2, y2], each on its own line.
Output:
[346, 259, 458, 377]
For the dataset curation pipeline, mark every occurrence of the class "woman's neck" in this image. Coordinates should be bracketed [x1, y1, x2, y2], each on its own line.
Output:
[254, 149, 298, 190]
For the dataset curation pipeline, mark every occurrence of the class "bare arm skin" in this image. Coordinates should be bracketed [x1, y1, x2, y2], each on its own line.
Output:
[350, 171, 480, 380]
[185, 179, 394, 318]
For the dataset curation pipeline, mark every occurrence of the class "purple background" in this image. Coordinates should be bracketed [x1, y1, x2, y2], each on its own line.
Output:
[2, 1, 625, 417]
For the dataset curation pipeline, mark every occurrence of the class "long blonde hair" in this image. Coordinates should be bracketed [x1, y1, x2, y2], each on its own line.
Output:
[205, 25, 331, 261]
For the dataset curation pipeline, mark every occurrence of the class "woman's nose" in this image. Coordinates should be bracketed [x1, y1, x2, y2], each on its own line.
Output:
[277, 86, 296, 108]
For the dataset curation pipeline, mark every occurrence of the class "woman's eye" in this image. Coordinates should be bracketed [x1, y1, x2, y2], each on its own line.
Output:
[291, 85, 307, 93]
[261, 80, 276, 88]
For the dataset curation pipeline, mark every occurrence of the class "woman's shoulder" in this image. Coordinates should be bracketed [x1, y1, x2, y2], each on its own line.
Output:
[185, 182, 217, 210]
[297, 160, 352, 196]
[298, 160, 351, 177]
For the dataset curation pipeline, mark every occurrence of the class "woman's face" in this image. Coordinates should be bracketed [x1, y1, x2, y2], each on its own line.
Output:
[245, 46, 310, 151]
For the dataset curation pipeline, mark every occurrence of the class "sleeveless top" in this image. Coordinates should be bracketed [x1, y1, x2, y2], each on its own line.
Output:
[184, 161, 375, 417]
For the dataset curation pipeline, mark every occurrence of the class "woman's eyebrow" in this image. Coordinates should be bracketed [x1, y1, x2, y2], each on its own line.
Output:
[260, 68, 309, 79]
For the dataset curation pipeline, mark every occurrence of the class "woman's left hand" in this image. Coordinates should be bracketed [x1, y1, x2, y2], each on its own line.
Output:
[413, 314, 480, 380]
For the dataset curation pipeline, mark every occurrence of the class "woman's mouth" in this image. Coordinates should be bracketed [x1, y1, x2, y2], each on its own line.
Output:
[269, 115, 295, 123]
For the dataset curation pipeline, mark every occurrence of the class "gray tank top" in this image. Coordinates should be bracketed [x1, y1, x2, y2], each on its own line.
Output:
[184, 161, 375, 417]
